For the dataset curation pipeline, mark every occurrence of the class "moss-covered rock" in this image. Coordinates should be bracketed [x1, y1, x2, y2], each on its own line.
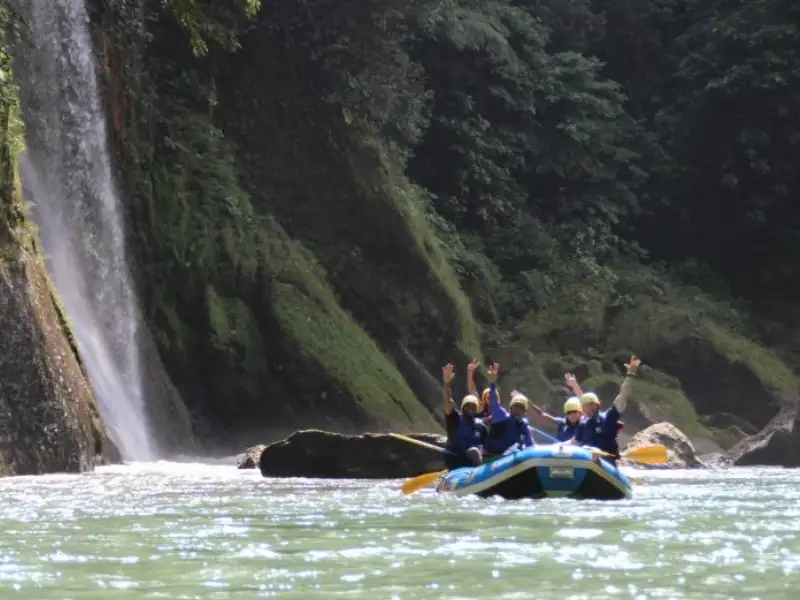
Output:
[604, 269, 796, 430]
[259, 221, 441, 430]
[213, 18, 483, 394]
[89, 2, 482, 442]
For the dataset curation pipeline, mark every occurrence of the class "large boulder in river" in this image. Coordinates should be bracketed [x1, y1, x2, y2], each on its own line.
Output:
[622, 422, 702, 469]
[259, 430, 446, 478]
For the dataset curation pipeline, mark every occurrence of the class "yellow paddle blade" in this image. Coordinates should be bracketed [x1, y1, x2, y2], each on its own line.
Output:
[401, 470, 446, 495]
[622, 444, 668, 465]
[587, 447, 614, 458]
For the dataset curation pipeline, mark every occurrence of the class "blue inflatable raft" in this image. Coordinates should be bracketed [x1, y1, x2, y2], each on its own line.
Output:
[436, 444, 632, 500]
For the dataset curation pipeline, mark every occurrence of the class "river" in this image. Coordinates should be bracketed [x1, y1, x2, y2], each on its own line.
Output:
[0, 463, 797, 599]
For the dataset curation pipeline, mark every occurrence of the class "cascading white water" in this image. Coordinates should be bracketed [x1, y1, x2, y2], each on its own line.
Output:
[13, 0, 159, 461]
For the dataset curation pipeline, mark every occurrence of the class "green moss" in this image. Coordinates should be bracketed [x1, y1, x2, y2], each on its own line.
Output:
[205, 285, 268, 398]
[700, 322, 795, 395]
[350, 138, 482, 360]
[705, 426, 743, 450]
[264, 226, 438, 428]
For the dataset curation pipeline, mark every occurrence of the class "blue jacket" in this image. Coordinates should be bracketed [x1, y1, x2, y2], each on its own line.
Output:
[555, 417, 579, 442]
[575, 405, 621, 455]
[444, 409, 487, 454]
[484, 383, 534, 454]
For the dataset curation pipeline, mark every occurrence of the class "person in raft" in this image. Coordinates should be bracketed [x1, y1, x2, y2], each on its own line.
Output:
[531, 396, 583, 442]
[483, 362, 534, 456]
[465, 359, 493, 422]
[569, 356, 641, 464]
[442, 362, 488, 469]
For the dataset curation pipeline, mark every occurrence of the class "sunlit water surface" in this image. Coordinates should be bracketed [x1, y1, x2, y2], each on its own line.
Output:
[0, 463, 798, 599]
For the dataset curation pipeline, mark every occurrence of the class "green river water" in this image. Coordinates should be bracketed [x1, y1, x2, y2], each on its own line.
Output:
[0, 462, 797, 599]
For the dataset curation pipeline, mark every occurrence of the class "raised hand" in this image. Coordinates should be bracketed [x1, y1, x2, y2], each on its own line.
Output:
[442, 363, 455, 384]
[487, 362, 500, 383]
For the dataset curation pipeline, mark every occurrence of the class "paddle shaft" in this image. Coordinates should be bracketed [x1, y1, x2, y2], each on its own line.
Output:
[389, 433, 458, 456]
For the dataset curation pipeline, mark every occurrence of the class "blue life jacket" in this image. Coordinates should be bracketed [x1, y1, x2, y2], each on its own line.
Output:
[446, 414, 486, 454]
[556, 417, 579, 442]
[485, 416, 532, 455]
[575, 406, 621, 455]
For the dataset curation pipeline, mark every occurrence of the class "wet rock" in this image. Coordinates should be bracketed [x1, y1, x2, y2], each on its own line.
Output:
[237, 444, 266, 469]
[137, 324, 199, 455]
[729, 408, 800, 467]
[622, 422, 702, 469]
[701, 412, 759, 436]
[259, 430, 446, 478]
[0, 252, 104, 475]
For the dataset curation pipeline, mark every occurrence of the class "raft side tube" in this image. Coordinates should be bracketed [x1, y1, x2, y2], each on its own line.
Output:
[437, 444, 632, 500]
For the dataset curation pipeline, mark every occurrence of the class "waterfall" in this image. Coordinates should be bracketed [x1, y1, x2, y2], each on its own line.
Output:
[13, 0, 161, 461]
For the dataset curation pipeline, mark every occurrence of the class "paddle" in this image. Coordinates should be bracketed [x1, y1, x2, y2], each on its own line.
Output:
[389, 433, 451, 454]
[401, 470, 447, 495]
[389, 434, 449, 495]
[589, 444, 668, 465]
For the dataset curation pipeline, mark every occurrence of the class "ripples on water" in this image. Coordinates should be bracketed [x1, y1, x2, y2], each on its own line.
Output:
[0, 463, 799, 599]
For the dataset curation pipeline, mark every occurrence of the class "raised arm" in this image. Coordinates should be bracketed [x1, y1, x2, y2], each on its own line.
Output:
[487, 363, 510, 422]
[565, 372, 583, 396]
[442, 363, 456, 415]
[466, 359, 479, 395]
[613, 356, 641, 413]
[531, 404, 560, 425]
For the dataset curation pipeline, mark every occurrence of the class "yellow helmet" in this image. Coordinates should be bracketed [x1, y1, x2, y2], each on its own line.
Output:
[563, 397, 582, 414]
[461, 394, 479, 410]
[580, 392, 600, 406]
[509, 392, 528, 409]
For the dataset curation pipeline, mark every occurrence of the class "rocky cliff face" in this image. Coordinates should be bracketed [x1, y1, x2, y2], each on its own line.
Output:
[80, 0, 798, 455]
[0, 138, 108, 474]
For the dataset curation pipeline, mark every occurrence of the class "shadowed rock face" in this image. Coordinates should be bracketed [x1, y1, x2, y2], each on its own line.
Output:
[0, 250, 105, 475]
[258, 430, 446, 479]
[648, 336, 788, 430]
[730, 405, 800, 468]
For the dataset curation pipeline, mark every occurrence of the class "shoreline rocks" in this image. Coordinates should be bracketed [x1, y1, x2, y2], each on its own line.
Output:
[237, 445, 267, 469]
[729, 407, 800, 467]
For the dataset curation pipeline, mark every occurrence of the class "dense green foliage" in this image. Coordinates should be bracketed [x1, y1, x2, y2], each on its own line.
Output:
[0, 0, 25, 251]
[87, 0, 798, 445]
